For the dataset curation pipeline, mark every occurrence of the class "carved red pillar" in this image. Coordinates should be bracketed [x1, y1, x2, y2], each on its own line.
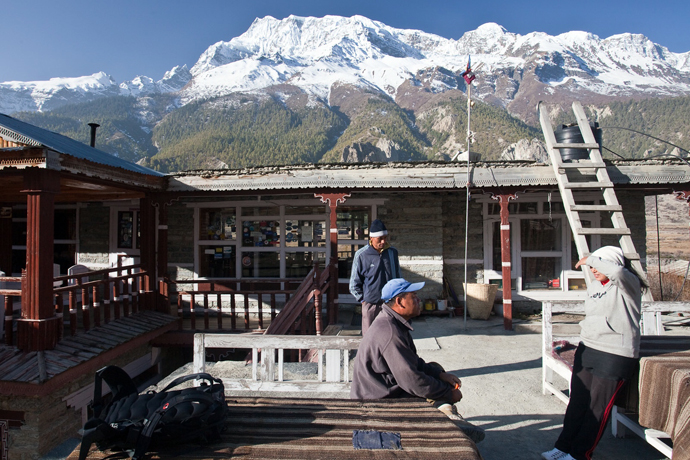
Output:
[492, 193, 517, 331]
[315, 193, 351, 325]
[139, 195, 156, 311]
[153, 195, 170, 314]
[0, 206, 11, 275]
[17, 169, 60, 351]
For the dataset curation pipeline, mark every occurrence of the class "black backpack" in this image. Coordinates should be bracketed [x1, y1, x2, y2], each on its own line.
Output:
[78, 365, 228, 460]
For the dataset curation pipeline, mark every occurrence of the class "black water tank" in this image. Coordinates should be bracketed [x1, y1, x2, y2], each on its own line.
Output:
[554, 122, 602, 161]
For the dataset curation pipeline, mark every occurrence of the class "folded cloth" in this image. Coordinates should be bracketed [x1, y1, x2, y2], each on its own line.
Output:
[352, 430, 402, 450]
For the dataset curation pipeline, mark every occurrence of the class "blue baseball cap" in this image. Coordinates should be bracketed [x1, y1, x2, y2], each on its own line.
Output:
[382, 278, 425, 302]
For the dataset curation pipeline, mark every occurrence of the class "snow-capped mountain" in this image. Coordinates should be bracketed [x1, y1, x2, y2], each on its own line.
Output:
[1, 15, 689, 120]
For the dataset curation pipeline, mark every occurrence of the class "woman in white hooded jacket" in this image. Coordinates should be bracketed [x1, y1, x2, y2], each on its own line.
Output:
[542, 246, 647, 460]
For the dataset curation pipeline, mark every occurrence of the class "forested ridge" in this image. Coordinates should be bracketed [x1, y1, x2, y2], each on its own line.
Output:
[14, 93, 690, 172]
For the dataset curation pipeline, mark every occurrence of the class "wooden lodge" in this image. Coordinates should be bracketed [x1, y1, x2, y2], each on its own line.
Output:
[1, 111, 690, 458]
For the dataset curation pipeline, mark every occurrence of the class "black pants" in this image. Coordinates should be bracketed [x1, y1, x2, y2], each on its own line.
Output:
[555, 344, 631, 460]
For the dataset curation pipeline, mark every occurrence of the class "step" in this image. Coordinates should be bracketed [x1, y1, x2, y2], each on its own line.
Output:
[552, 143, 601, 150]
[556, 161, 606, 169]
[575, 228, 631, 236]
[563, 181, 614, 189]
[570, 204, 623, 212]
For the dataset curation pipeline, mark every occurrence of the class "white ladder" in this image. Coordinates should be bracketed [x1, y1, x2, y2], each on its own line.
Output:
[538, 101, 653, 302]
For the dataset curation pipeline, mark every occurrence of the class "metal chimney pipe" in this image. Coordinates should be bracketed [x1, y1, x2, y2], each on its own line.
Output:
[88, 123, 100, 147]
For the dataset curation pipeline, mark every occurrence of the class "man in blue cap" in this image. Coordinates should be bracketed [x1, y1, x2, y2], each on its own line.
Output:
[350, 278, 485, 444]
[349, 219, 400, 335]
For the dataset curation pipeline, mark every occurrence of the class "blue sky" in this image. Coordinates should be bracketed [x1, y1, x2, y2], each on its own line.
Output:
[2, 0, 688, 83]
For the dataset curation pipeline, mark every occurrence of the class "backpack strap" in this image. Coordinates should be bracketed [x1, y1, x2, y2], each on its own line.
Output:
[92, 365, 138, 418]
[158, 372, 223, 393]
[78, 418, 120, 460]
[131, 392, 219, 460]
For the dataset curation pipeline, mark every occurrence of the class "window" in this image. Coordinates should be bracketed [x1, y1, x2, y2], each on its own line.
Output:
[193, 202, 333, 280]
[335, 206, 371, 279]
[483, 196, 600, 297]
[11, 206, 78, 275]
[117, 211, 139, 249]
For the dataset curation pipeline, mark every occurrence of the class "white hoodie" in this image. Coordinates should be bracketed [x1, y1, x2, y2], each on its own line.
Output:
[578, 248, 642, 358]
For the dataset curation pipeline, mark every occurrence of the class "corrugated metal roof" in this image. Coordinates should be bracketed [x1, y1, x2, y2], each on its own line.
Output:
[0, 113, 164, 177]
[167, 159, 690, 192]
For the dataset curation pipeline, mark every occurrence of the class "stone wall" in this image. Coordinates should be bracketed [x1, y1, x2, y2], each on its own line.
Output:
[77, 203, 110, 266]
[375, 192, 444, 300]
[0, 345, 152, 459]
[442, 192, 484, 301]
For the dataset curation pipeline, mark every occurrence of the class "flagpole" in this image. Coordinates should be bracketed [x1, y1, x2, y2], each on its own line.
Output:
[463, 77, 471, 329]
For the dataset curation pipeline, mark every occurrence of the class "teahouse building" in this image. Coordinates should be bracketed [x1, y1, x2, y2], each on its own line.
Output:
[1, 112, 690, 458]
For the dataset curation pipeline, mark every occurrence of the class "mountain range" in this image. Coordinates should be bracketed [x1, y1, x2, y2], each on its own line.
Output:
[2, 15, 689, 171]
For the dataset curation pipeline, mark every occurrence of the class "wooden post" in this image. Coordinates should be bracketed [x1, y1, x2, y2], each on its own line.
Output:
[0, 205, 11, 276]
[153, 194, 170, 314]
[17, 169, 60, 351]
[139, 195, 156, 311]
[492, 193, 518, 331]
[314, 193, 350, 325]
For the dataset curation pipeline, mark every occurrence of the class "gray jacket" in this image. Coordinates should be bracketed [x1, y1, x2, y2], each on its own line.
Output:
[350, 304, 452, 401]
[579, 255, 642, 358]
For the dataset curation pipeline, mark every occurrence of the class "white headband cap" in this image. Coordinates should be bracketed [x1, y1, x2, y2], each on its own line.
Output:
[591, 246, 624, 267]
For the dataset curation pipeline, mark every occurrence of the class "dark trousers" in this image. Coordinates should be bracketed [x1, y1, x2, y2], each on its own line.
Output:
[361, 300, 383, 335]
[555, 345, 628, 460]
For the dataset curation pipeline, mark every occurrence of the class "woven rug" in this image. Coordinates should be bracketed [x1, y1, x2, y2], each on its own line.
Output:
[638, 350, 690, 460]
[69, 397, 483, 460]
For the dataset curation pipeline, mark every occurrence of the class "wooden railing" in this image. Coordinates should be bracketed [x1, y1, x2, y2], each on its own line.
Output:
[1, 265, 152, 346]
[166, 261, 338, 335]
[0, 276, 22, 346]
[52, 264, 152, 340]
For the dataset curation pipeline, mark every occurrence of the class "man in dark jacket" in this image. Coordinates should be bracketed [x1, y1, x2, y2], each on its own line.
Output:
[350, 278, 485, 443]
[349, 219, 400, 335]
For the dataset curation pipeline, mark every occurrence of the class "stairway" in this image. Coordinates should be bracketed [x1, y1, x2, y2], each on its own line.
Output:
[538, 101, 652, 301]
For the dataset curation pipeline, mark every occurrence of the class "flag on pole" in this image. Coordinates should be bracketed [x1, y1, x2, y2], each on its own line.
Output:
[462, 55, 476, 85]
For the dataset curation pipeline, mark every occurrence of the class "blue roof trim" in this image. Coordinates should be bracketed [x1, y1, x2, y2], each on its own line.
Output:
[0, 113, 164, 177]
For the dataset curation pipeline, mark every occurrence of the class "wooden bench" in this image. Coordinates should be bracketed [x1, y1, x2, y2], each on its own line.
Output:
[542, 300, 690, 459]
[193, 333, 361, 398]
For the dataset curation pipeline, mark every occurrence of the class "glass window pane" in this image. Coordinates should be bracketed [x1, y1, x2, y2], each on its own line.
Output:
[11, 221, 26, 246]
[336, 208, 370, 240]
[241, 206, 280, 217]
[522, 257, 562, 290]
[568, 278, 587, 291]
[241, 220, 280, 247]
[285, 252, 326, 278]
[520, 219, 562, 251]
[118, 211, 134, 249]
[200, 208, 236, 241]
[516, 202, 538, 214]
[199, 246, 236, 278]
[285, 220, 326, 248]
[337, 243, 365, 278]
[54, 209, 76, 240]
[54, 243, 76, 274]
[285, 206, 324, 215]
[571, 220, 593, 267]
[547, 202, 565, 213]
[241, 252, 280, 278]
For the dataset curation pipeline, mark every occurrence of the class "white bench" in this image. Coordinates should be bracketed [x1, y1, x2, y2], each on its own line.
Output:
[193, 333, 361, 398]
